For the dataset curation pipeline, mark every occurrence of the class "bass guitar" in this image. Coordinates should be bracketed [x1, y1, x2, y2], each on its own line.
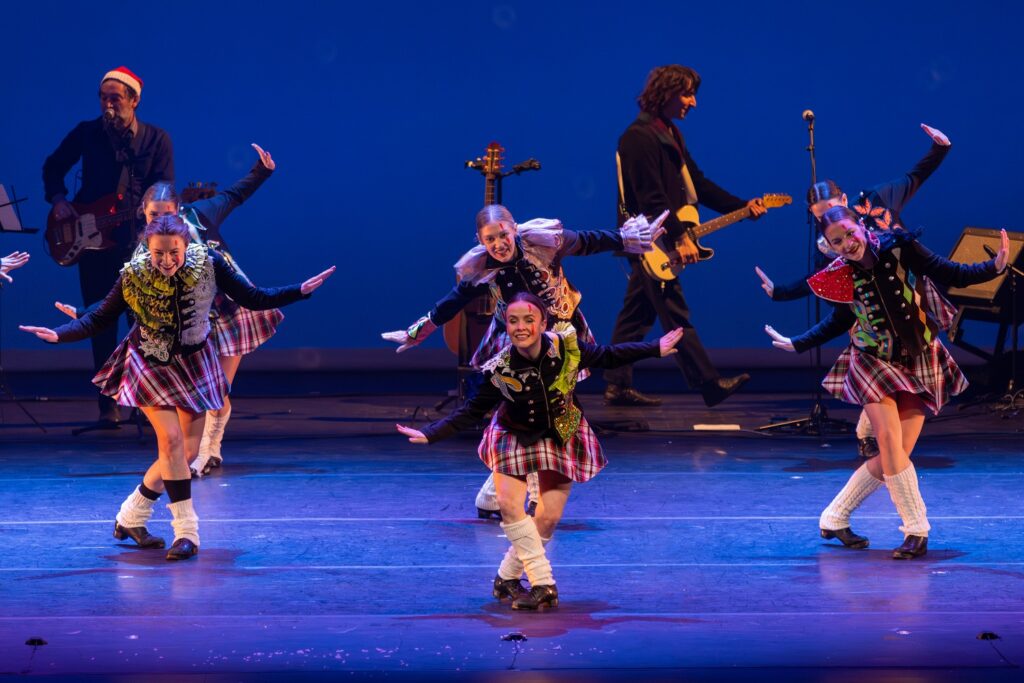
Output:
[641, 193, 792, 282]
[44, 193, 133, 266]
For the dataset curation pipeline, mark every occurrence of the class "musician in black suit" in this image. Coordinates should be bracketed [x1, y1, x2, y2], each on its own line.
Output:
[43, 66, 174, 422]
[604, 64, 765, 408]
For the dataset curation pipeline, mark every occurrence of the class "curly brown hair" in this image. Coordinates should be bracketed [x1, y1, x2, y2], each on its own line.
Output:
[637, 65, 701, 115]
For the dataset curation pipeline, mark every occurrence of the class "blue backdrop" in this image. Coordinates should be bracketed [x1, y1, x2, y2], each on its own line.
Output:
[1, 1, 1019, 355]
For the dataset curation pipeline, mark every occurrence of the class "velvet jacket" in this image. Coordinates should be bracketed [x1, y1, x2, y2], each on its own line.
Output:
[421, 327, 660, 446]
[791, 231, 999, 360]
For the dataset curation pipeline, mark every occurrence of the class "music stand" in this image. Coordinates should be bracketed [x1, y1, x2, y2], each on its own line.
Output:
[0, 184, 46, 432]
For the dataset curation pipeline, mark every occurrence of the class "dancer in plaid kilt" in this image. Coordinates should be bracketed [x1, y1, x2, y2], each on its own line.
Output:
[383, 204, 666, 520]
[397, 292, 683, 610]
[755, 123, 957, 460]
[55, 144, 283, 477]
[765, 206, 1008, 560]
[22, 215, 334, 560]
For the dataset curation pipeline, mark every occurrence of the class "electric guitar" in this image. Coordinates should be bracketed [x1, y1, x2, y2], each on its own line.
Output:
[641, 193, 792, 282]
[443, 142, 504, 355]
[44, 193, 134, 266]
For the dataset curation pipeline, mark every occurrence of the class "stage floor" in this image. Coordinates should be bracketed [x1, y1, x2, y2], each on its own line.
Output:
[1, 393, 1022, 681]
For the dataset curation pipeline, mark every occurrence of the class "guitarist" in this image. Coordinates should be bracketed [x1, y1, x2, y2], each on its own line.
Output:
[605, 64, 765, 408]
[42, 66, 174, 423]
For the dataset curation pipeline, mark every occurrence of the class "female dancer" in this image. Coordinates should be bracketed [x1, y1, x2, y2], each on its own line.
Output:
[755, 123, 954, 459]
[56, 144, 280, 477]
[765, 206, 1007, 559]
[383, 204, 665, 517]
[397, 292, 683, 609]
[22, 215, 334, 559]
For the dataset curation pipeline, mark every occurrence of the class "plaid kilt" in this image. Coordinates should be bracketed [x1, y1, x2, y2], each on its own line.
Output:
[211, 294, 284, 357]
[822, 341, 967, 415]
[93, 337, 227, 412]
[478, 413, 606, 483]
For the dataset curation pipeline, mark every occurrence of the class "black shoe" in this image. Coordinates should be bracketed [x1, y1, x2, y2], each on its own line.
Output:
[526, 500, 537, 517]
[820, 527, 869, 549]
[166, 538, 199, 561]
[604, 385, 662, 407]
[477, 507, 501, 520]
[493, 575, 528, 601]
[701, 374, 750, 407]
[113, 522, 166, 549]
[893, 535, 928, 559]
[208, 455, 223, 469]
[512, 584, 559, 611]
[858, 437, 880, 459]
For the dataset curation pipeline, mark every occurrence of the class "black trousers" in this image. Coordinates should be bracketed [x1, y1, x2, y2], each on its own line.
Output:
[603, 257, 719, 389]
[77, 247, 131, 412]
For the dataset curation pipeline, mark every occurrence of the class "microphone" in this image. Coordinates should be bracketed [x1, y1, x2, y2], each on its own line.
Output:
[103, 108, 116, 122]
[802, 109, 815, 122]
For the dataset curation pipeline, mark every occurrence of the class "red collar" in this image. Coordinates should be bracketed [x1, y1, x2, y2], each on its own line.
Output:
[806, 257, 855, 303]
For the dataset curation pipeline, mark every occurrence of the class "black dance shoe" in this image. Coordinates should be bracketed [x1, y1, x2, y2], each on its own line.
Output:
[208, 455, 223, 469]
[477, 507, 502, 520]
[858, 437, 880, 459]
[113, 522, 166, 549]
[511, 584, 559, 611]
[493, 575, 528, 601]
[604, 385, 662, 407]
[701, 374, 751, 408]
[166, 538, 199, 561]
[892, 535, 928, 560]
[820, 527, 870, 549]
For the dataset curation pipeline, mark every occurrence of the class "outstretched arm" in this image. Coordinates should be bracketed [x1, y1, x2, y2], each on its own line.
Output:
[213, 250, 332, 309]
[188, 144, 276, 233]
[382, 279, 488, 353]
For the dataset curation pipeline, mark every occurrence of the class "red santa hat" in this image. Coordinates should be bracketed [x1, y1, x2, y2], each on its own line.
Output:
[100, 66, 143, 96]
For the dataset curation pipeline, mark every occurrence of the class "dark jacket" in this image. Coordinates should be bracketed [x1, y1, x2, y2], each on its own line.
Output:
[772, 143, 951, 301]
[617, 112, 746, 243]
[54, 246, 305, 363]
[792, 231, 999, 359]
[422, 331, 660, 446]
[43, 117, 174, 250]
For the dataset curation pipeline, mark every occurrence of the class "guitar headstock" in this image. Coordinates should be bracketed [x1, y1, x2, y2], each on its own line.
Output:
[181, 181, 218, 204]
[483, 142, 505, 177]
[761, 193, 793, 209]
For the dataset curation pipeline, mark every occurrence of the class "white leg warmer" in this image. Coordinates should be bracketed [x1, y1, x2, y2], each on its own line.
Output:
[167, 498, 201, 546]
[819, 463, 884, 530]
[475, 473, 498, 512]
[115, 486, 157, 528]
[500, 517, 553, 586]
[498, 535, 551, 581]
[199, 405, 231, 463]
[885, 463, 931, 537]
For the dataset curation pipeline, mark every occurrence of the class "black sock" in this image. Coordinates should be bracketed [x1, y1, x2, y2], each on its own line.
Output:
[138, 483, 161, 501]
[163, 478, 192, 504]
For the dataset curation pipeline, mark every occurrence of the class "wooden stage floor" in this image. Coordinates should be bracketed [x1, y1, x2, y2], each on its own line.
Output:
[1, 393, 1022, 681]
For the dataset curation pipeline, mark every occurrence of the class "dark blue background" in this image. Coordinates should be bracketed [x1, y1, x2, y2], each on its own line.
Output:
[1, 1, 1019, 353]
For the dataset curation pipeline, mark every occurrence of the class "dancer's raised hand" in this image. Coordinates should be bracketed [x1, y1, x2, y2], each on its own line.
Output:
[0, 251, 30, 283]
[54, 301, 78, 319]
[396, 423, 427, 444]
[754, 266, 775, 298]
[764, 324, 795, 352]
[659, 327, 684, 356]
[252, 143, 275, 170]
[19, 325, 58, 343]
[995, 228, 1010, 273]
[301, 266, 336, 295]
[920, 123, 950, 146]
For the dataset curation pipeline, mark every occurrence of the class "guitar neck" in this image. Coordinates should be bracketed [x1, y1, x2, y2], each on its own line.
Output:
[94, 209, 134, 230]
[691, 206, 752, 239]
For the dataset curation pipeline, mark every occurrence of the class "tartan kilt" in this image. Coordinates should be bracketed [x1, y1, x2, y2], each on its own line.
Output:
[93, 337, 228, 412]
[478, 413, 606, 483]
[211, 294, 284, 357]
[822, 341, 967, 415]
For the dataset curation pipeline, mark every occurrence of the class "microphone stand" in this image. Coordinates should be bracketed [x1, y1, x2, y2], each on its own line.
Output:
[986, 244, 1024, 411]
[759, 114, 853, 436]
